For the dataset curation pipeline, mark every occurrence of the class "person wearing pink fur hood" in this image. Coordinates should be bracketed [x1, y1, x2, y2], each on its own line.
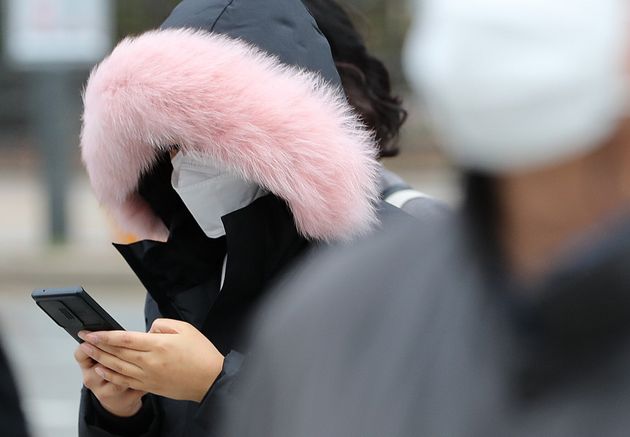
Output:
[72, 1, 417, 436]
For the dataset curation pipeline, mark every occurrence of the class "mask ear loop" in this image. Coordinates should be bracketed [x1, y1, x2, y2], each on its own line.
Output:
[170, 150, 184, 190]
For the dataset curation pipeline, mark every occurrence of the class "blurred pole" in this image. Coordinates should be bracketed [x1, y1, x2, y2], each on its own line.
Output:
[4, 0, 113, 245]
[27, 70, 78, 243]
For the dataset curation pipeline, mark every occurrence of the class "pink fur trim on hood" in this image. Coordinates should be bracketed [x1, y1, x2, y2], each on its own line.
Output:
[81, 28, 380, 242]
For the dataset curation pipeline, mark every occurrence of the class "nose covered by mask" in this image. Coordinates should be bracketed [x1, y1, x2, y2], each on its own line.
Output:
[404, 0, 629, 173]
[171, 152, 267, 238]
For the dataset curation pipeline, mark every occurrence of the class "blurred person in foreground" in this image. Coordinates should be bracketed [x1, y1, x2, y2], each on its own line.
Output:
[223, 0, 630, 436]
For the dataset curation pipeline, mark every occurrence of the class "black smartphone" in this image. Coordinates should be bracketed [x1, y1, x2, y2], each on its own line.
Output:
[32, 286, 124, 343]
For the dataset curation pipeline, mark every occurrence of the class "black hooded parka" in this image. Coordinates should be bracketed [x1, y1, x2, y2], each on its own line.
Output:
[78, 0, 344, 436]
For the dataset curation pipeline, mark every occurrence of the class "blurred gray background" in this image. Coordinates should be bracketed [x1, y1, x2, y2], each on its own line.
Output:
[0, 1, 458, 435]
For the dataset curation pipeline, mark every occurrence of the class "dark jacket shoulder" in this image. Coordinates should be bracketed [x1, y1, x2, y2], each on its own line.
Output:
[224, 212, 469, 437]
[243, 205, 459, 353]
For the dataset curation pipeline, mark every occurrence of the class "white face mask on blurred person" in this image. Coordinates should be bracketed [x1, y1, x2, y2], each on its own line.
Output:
[171, 152, 267, 238]
[404, 0, 629, 173]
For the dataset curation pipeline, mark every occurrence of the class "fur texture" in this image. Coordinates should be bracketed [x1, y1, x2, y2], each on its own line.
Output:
[81, 28, 380, 241]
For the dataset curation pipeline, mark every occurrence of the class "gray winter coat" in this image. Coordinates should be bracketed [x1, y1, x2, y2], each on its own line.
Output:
[224, 208, 630, 437]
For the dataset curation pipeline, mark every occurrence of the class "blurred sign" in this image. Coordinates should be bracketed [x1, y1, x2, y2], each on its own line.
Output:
[4, 0, 112, 68]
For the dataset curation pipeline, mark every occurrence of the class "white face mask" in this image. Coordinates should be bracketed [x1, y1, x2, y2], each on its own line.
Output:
[171, 152, 267, 238]
[404, 0, 628, 173]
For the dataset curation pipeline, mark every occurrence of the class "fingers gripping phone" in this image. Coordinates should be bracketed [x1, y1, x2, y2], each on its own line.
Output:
[32, 287, 124, 343]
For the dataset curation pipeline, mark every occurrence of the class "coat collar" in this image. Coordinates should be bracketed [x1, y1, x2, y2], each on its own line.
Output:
[114, 194, 308, 353]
